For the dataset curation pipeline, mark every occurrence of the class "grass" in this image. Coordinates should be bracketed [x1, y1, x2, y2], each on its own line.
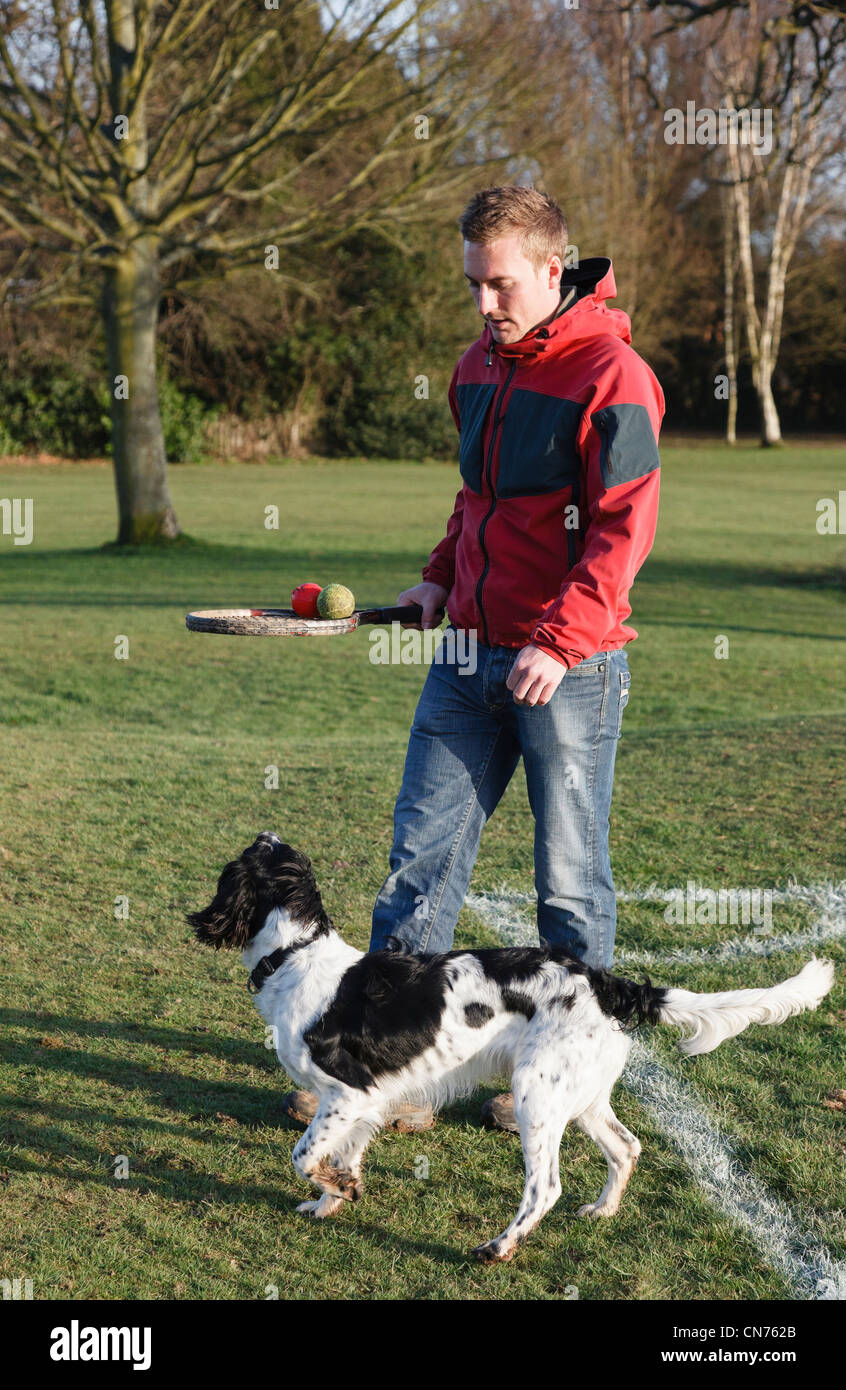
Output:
[0, 444, 844, 1301]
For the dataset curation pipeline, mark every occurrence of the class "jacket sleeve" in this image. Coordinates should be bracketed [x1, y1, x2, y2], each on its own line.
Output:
[529, 360, 664, 669]
[421, 364, 464, 591]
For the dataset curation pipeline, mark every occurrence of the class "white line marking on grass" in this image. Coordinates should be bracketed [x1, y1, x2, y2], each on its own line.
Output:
[624, 1038, 846, 1301]
[466, 890, 537, 946]
[466, 880, 846, 968]
[615, 881, 846, 969]
[467, 886, 846, 1301]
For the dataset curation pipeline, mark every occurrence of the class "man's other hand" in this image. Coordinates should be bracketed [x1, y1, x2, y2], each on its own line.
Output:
[397, 581, 449, 630]
[507, 644, 567, 707]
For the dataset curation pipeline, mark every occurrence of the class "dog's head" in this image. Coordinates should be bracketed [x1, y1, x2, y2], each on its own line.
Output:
[186, 832, 332, 951]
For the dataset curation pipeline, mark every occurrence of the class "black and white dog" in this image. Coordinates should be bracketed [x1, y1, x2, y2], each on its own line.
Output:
[187, 832, 834, 1262]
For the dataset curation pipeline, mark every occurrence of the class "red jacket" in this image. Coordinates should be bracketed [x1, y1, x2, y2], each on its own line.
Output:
[422, 258, 664, 668]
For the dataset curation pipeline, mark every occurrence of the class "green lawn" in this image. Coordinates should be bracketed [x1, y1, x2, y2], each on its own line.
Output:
[0, 444, 844, 1300]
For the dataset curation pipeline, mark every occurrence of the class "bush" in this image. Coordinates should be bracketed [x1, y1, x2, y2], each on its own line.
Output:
[156, 372, 220, 463]
[264, 231, 464, 461]
[319, 337, 458, 460]
[0, 353, 219, 461]
[0, 359, 110, 456]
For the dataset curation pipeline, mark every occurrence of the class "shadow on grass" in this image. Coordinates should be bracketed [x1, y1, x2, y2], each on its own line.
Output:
[2, 1105, 527, 1265]
[0, 1009, 509, 1141]
[638, 556, 845, 595]
[0, 542, 843, 604]
[0, 542, 418, 606]
[631, 617, 846, 642]
[0, 1007, 277, 1067]
[1, 1007, 509, 1134]
[1, 1008, 535, 1263]
[0, 1113, 577, 1270]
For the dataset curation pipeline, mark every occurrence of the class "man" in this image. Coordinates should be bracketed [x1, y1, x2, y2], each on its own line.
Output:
[284, 185, 664, 1134]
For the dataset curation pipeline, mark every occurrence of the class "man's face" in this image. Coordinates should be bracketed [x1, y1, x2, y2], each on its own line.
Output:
[463, 233, 562, 345]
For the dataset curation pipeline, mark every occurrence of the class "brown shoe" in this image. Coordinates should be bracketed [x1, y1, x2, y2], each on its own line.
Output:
[282, 1090, 435, 1133]
[387, 1102, 436, 1133]
[481, 1092, 519, 1133]
[282, 1090, 319, 1128]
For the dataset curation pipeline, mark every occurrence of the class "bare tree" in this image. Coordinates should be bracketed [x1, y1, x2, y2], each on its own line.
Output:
[641, 0, 846, 107]
[617, 0, 846, 444]
[704, 6, 846, 445]
[513, 3, 712, 374]
[721, 182, 739, 443]
[0, 0, 544, 542]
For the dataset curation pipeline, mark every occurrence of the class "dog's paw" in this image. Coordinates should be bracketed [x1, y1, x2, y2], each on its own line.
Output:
[576, 1201, 617, 1219]
[335, 1170, 363, 1203]
[472, 1238, 516, 1263]
[312, 1157, 363, 1202]
[297, 1195, 343, 1219]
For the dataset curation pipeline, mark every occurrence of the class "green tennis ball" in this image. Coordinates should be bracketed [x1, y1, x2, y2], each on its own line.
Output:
[317, 583, 355, 619]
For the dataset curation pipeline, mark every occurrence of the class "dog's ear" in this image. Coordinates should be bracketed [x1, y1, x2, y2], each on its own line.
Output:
[186, 859, 258, 950]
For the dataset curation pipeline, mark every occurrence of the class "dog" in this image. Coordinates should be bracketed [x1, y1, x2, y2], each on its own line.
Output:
[187, 832, 835, 1262]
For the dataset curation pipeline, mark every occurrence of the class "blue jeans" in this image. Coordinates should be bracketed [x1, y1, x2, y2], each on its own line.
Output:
[369, 629, 631, 970]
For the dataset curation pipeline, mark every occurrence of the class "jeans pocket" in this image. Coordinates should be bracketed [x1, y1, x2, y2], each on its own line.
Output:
[616, 670, 631, 738]
[565, 652, 606, 677]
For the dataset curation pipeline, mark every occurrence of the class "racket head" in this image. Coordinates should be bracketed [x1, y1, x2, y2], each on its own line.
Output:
[186, 608, 360, 636]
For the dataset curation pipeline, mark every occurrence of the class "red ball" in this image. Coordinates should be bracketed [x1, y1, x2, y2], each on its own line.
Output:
[291, 582, 322, 618]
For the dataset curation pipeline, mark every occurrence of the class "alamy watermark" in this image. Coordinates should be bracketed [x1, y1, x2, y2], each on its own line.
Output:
[816, 491, 846, 534]
[369, 623, 477, 675]
[2, 1277, 33, 1300]
[664, 101, 773, 157]
[664, 881, 773, 935]
[50, 1322, 151, 1371]
[0, 497, 33, 545]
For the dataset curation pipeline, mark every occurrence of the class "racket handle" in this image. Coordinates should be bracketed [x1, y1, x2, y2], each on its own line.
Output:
[370, 604, 446, 625]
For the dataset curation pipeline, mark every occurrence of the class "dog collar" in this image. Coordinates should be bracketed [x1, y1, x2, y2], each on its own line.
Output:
[247, 934, 315, 994]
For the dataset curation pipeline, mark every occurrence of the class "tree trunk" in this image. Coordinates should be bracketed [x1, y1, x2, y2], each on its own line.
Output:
[756, 358, 783, 446]
[102, 0, 179, 544]
[722, 186, 738, 444]
[102, 234, 180, 543]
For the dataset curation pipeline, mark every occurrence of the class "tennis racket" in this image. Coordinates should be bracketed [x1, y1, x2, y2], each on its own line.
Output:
[185, 603, 445, 637]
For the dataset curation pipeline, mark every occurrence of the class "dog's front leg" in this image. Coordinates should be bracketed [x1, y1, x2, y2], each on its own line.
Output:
[291, 1093, 380, 1215]
[295, 1193, 345, 1219]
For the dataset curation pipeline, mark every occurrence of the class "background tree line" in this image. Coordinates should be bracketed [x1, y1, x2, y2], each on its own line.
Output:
[0, 1, 843, 536]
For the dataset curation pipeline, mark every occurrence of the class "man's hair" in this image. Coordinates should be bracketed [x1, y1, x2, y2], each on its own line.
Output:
[458, 186, 568, 274]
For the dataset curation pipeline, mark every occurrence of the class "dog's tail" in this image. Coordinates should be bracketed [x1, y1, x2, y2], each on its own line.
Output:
[591, 956, 835, 1056]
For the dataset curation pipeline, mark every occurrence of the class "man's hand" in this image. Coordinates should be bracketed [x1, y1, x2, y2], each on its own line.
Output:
[397, 581, 449, 630]
[507, 644, 567, 707]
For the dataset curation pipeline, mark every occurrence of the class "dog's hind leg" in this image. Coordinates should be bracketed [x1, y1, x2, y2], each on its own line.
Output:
[573, 1099, 641, 1219]
[473, 1056, 569, 1263]
[292, 1096, 381, 1213]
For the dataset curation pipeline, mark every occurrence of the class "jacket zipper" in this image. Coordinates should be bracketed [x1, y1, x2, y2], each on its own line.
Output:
[476, 358, 518, 645]
[566, 474, 579, 570]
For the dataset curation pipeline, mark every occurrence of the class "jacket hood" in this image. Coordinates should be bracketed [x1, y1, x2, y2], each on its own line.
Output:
[481, 256, 632, 364]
